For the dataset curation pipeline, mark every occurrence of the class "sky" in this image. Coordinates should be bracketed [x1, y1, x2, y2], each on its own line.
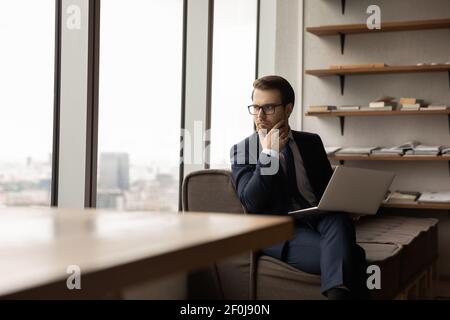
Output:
[0, 0, 55, 164]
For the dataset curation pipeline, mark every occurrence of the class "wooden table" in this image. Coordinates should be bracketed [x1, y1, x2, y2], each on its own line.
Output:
[0, 208, 293, 299]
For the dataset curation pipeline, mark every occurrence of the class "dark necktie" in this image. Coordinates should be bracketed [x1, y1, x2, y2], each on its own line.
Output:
[281, 144, 311, 210]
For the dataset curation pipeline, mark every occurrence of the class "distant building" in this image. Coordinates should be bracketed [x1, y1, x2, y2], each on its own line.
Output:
[98, 152, 130, 191]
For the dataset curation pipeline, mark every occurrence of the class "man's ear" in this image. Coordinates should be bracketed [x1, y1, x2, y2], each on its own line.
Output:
[285, 103, 294, 117]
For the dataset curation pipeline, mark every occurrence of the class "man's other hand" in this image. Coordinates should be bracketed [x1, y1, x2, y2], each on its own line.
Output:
[258, 120, 289, 153]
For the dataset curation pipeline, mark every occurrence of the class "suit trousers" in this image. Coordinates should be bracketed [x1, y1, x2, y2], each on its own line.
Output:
[262, 212, 369, 298]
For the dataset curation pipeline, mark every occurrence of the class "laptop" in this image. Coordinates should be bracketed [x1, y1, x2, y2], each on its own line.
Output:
[288, 166, 395, 217]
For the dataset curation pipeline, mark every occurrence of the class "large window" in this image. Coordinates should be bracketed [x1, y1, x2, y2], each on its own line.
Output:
[97, 0, 183, 212]
[0, 1, 55, 207]
[209, 0, 258, 169]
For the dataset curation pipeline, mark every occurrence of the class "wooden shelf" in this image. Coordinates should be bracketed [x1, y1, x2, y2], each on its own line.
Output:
[306, 64, 450, 77]
[329, 155, 450, 175]
[306, 18, 450, 54]
[305, 64, 450, 95]
[329, 155, 450, 161]
[306, 110, 450, 135]
[329, 155, 450, 178]
[306, 110, 450, 117]
[381, 202, 450, 210]
[307, 19, 450, 36]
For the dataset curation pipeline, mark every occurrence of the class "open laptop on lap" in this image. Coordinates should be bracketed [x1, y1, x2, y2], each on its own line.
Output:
[288, 166, 395, 217]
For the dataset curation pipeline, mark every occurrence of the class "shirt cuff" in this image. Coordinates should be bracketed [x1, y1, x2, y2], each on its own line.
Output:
[262, 148, 279, 158]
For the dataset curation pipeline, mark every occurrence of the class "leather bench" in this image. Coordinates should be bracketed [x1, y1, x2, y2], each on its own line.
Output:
[183, 169, 439, 300]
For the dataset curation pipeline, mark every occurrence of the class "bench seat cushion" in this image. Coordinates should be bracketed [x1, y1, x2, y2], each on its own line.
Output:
[256, 242, 402, 300]
[255, 215, 438, 300]
[356, 216, 438, 285]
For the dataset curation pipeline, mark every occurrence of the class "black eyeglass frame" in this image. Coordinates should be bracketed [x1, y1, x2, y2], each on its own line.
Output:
[247, 103, 285, 115]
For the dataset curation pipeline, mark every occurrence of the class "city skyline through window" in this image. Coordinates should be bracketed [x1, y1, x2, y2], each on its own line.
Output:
[96, 0, 183, 212]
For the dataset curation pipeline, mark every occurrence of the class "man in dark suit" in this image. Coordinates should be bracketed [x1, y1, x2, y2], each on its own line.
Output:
[230, 75, 368, 300]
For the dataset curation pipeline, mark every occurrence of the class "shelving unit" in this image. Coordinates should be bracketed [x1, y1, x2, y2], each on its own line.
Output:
[306, 6, 450, 214]
[306, 19, 450, 54]
[305, 110, 450, 135]
[305, 64, 450, 95]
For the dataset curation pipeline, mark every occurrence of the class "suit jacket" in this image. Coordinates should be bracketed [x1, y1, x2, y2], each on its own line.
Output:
[230, 130, 333, 259]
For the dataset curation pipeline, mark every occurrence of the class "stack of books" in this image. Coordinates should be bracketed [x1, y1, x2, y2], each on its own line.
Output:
[371, 141, 420, 157]
[335, 147, 379, 157]
[384, 190, 421, 205]
[418, 191, 450, 204]
[367, 96, 397, 111]
[399, 98, 423, 111]
[308, 105, 337, 112]
[420, 104, 449, 111]
[404, 144, 442, 156]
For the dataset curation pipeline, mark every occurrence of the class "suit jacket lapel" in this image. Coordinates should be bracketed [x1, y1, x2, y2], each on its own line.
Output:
[291, 131, 321, 200]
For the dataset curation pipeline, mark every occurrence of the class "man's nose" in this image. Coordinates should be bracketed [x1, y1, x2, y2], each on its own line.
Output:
[257, 108, 266, 118]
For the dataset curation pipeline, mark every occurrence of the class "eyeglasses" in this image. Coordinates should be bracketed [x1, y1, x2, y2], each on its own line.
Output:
[247, 103, 284, 115]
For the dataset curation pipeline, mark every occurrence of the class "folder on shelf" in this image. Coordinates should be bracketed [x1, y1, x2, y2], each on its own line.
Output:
[386, 190, 421, 205]
[418, 191, 450, 204]
[335, 147, 380, 156]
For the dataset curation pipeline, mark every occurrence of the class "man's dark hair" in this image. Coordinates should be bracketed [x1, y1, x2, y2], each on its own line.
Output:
[252, 75, 295, 107]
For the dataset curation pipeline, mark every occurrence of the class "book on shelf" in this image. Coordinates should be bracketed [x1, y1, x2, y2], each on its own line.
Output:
[399, 98, 418, 105]
[308, 105, 337, 112]
[399, 98, 423, 111]
[369, 102, 390, 108]
[325, 146, 341, 156]
[420, 104, 449, 111]
[360, 106, 393, 111]
[404, 144, 442, 156]
[418, 191, 450, 204]
[441, 146, 450, 156]
[371, 141, 419, 156]
[335, 147, 380, 156]
[385, 190, 421, 205]
[329, 63, 387, 70]
[371, 148, 404, 156]
[369, 95, 397, 109]
[337, 105, 360, 111]
[401, 104, 421, 111]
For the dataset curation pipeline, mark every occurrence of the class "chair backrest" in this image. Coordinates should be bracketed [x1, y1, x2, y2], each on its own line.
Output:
[182, 169, 245, 214]
[182, 170, 250, 300]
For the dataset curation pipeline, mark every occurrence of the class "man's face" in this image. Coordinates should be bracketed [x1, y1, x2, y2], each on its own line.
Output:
[252, 88, 293, 132]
